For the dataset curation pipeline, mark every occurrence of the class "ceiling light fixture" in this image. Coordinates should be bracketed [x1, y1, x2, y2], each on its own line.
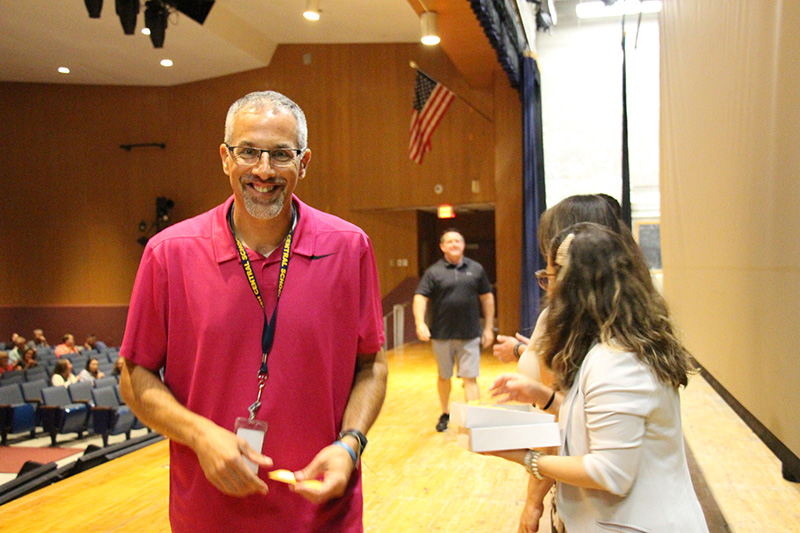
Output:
[160, 59, 174, 67]
[303, 0, 320, 21]
[420, 11, 440, 45]
[576, 0, 662, 19]
[58, 67, 71, 74]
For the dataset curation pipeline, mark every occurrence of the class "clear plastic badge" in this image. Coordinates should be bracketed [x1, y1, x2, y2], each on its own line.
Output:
[235, 417, 268, 473]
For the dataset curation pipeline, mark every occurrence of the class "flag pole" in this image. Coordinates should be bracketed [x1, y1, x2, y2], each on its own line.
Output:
[409, 61, 490, 121]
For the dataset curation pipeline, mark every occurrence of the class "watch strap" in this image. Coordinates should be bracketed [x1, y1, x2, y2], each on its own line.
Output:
[338, 429, 368, 455]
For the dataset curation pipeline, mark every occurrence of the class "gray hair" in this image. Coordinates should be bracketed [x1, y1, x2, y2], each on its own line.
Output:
[224, 91, 308, 150]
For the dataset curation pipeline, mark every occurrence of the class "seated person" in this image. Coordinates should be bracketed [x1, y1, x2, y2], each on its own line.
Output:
[26, 329, 49, 350]
[7, 336, 27, 366]
[83, 334, 108, 352]
[19, 348, 39, 370]
[111, 356, 124, 377]
[77, 357, 106, 385]
[54, 334, 81, 358]
[0, 351, 20, 374]
[51, 359, 78, 387]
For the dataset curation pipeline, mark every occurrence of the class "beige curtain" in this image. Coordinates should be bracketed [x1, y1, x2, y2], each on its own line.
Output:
[660, 0, 800, 461]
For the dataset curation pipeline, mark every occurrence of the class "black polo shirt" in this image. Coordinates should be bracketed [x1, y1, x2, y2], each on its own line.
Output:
[415, 257, 492, 340]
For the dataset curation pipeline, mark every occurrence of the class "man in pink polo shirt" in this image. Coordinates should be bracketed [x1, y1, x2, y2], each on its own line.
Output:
[120, 91, 387, 532]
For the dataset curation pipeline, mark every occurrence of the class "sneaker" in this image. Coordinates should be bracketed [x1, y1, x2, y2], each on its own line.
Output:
[436, 413, 450, 432]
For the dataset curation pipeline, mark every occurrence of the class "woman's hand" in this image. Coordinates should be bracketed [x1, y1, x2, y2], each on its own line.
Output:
[518, 495, 545, 533]
[490, 372, 549, 405]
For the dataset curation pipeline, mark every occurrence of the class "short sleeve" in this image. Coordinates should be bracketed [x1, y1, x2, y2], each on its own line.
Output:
[477, 265, 492, 295]
[357, 234, 385, 354]
[119, 243, 170, 371]
[415, 268, 436, 297]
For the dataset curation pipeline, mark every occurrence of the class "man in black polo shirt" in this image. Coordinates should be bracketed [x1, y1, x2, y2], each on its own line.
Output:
[413, 228, 495, 432]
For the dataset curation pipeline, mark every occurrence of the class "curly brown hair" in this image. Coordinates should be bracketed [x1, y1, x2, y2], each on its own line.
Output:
[541, 223, 694, 390]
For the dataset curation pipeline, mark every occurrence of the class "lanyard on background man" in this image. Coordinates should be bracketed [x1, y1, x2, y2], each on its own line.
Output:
[227, 204, 296, 421]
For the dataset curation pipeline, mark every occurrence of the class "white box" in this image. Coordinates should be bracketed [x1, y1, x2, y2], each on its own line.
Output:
[450, 402, 561, 452]
[450, 402, 554, 428]
[455, 423, 561, 452]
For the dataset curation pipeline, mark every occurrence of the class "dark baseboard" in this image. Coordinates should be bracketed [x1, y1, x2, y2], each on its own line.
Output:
[693, 359, 800, 483]
[0, 305, 129, 347]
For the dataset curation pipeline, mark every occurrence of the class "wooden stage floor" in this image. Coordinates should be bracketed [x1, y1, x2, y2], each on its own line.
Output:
[3, 343, 799, 531]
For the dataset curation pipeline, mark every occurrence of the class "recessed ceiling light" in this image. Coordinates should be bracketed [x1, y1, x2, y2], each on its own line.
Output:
[160, 59, 173, 67]
[58, 67, 70, 74]
[142, 27, 151, 36]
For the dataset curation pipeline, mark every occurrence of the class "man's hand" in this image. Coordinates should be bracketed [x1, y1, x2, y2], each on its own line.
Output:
[493, 333, 530, 363]
[292, 442, 356, 504]
[481, 328, 494, 349]
[192, 422, 272, 497]
[416, 323, 431, 342]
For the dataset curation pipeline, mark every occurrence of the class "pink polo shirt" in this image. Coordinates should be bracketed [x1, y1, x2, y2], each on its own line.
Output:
[121, 195, 384, 533]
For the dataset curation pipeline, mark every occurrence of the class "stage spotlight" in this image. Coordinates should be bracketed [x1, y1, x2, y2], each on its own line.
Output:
[171, 0, 215, 24]
[145, 0, 169, 48]
[84, 0, 103, 18]
[116, 0, 140, 35]
[156, 196, 175, 224]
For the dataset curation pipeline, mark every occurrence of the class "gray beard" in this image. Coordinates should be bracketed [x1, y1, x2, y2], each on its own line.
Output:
[242, 189, 285, 220]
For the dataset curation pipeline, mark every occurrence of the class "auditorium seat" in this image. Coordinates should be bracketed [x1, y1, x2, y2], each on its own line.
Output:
[24, 366, 48, 383]
[91, 386, 135, 447]
[112, 385, 148, 431]
[20, 379, 48, 430]
[68, 355, 88, 372]
[97, 360, 114, 376]
[1, 370, 25, 385]
[0, 384, 36, 444]
[67, 381, 93, 405]
[21, 379, 48, 406]
[93, 376, 117, 390]
[40, 386, 89, 445]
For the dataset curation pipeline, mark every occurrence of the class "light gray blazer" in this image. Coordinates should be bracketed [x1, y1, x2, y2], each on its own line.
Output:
[557, 343, 708, 532]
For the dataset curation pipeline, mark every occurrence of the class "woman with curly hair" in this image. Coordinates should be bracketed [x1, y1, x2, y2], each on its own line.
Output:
[489, 223, 707, 532]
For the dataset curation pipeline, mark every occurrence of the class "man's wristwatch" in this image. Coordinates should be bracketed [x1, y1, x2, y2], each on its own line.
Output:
[338, 429, 368, 456]
[513, 341, 524, 358]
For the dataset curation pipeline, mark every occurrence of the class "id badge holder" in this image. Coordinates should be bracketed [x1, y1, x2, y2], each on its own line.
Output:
[235, 417, 268, 473]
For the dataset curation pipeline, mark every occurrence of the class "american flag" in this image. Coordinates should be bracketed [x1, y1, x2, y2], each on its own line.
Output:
[408, 70, 455, 164]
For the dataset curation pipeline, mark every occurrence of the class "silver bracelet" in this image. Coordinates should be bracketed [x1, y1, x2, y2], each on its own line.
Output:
[524, 449, 545, 480]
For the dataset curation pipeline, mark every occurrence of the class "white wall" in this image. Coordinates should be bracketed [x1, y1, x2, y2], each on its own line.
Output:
[536, 17, 660, 220]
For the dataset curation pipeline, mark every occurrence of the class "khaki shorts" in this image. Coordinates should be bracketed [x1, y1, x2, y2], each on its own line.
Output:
[431, 338, 481, 379]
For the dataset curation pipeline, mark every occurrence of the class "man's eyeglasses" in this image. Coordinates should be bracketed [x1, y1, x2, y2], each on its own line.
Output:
[225, 144, 303, 167]
[535, 269, 555, 290]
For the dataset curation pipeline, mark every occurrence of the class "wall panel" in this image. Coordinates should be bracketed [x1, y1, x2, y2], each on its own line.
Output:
[492, 67, 523, 335]
[1, 42, 521, 342]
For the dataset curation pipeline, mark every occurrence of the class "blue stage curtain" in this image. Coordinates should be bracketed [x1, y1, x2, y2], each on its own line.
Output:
[469, 0, 525, 88]
[520, 55, 547, 333]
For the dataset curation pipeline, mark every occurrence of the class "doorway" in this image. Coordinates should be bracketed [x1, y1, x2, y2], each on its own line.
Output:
[416, 209, 496, 286]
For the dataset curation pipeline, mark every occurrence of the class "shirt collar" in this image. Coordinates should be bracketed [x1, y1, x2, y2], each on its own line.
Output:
[212, 194, 315, 264]
[444, 257, 465, 269]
